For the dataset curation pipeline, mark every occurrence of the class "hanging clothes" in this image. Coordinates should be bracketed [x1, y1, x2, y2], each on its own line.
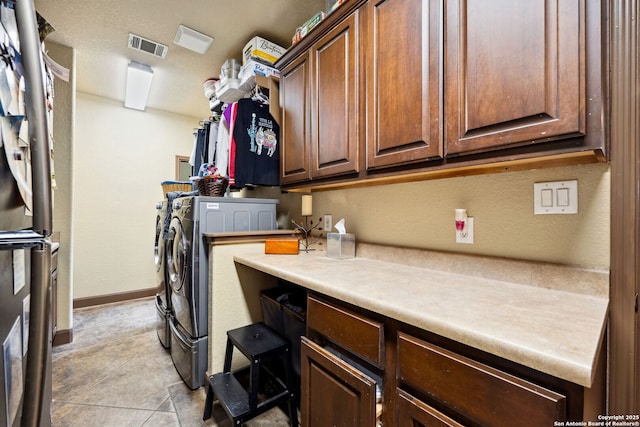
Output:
[227, 102, 239, 186]
[214, 112, 230, 178]
[189, 121, 211, 176]
[194, 127, 206, 172]
[188, 131, 198, 166]
[232, 98, 280, 188]
[207, 118, 219, 165]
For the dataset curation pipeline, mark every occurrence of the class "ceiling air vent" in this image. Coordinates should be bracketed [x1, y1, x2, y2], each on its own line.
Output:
[128, 33, 168, 59]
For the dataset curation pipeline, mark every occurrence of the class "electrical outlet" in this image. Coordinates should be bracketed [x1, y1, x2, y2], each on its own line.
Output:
[324, 214, 332, 232]
[456, 217, 474, 244]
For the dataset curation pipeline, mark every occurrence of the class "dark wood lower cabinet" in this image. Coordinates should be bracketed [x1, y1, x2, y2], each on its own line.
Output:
[301, 294, 600, 427]
[301, 337, 378, 427]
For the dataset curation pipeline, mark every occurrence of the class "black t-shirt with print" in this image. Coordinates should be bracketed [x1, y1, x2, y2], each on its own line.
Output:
[232, 98, 280, 188]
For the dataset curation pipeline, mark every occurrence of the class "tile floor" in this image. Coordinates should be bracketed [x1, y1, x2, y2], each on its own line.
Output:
[51, 297, 291, 427]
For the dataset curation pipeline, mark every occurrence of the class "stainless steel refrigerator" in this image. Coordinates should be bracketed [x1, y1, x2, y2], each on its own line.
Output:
[1, 0, 53, 426]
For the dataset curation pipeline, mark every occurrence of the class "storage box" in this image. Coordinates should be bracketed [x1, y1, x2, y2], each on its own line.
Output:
[302, 11, 325, 33]
[326, 233, 355, 259]
[265, 237, 300, 255]
[293, 11, 326, 44]
[243, 36, 287, 65]
[215, 78, 244, 103]
[260, 283, 307, 377]
[238, 60, 281, 83]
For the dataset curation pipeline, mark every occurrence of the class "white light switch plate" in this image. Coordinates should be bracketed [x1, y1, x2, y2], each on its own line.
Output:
[533, 180, 578, 214]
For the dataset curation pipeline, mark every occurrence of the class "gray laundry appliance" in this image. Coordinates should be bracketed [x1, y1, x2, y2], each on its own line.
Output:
[167, 196, 278, 389]
[154, 199, 171, 349]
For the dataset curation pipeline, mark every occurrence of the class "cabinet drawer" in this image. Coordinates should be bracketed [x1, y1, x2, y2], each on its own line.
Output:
[397, 332, 566, 427]
[396, 389, 465, 427]
[307, 296, 384, 367]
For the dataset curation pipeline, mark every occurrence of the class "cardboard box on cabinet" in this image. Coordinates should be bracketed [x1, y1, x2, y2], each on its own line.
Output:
[242, 36, 286, 65]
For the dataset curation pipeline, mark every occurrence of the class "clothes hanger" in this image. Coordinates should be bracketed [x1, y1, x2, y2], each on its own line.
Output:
[251, 85, 269, 105]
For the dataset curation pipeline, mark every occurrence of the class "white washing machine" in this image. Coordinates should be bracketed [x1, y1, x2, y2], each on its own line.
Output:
[166, 195, 278, 389]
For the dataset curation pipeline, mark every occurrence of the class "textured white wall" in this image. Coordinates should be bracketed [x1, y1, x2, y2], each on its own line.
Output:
[71, 92, 610, 299]
[73, 93, 198, 299]
[48, 41, 75, 330]
[310, 162, 610, 269]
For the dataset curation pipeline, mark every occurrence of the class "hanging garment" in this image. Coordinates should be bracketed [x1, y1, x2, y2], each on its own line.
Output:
[232, 98, 280, 188]
[227, 102, 238, 186]
[214, 114, 230, 178]
[207, 120, 219, 165]
[188, 131, 198, 166]
[191, 125, 209, 175]
[201, 121, 211, 167]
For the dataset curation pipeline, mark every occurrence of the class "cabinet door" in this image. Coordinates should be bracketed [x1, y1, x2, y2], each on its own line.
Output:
[301, 337, 377, 427]
[446, 0, 585, 155]
[311, 11, 360, 178]
[396, 389, 465, 427]
[366, 0, 443, 170]
[280, 53, 312, 184]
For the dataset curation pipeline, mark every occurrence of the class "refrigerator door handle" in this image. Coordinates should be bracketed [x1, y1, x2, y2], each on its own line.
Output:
[16, 0, 53, 238]
[15, 0, 54, 426]
[22, 242, 52, 427]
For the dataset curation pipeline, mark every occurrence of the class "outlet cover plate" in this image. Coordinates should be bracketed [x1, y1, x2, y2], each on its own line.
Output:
[456, 217, 474, 244]
[324, 214, 332, 232]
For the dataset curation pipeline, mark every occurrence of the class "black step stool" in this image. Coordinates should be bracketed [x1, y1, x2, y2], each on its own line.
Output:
[203, 322, 298, 426]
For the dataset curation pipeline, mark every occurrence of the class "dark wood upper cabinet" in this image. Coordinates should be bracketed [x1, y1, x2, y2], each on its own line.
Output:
[279, 11, 361, 184]
[366, 0, 443, 169]
[280, 53, 312, 184]
[311, 11, 361, 178]
[445, 0, 585, 155]
[275, 0, 605, 189]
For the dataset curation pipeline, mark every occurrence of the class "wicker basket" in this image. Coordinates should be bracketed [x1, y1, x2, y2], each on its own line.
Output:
[197, 176, 228, 196]
[161, 181, 193, 196]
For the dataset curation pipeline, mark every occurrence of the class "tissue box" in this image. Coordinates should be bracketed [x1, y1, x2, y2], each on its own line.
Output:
[326, 233, 355, 259]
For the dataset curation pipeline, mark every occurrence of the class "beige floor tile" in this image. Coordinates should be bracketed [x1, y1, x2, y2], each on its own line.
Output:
[140, 410, 180, 427]
[51, 401, 155, 427]
[52, 297, 294, 427]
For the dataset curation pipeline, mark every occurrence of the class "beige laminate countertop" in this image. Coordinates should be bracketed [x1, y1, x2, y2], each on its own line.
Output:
[233, 244, 609, 388]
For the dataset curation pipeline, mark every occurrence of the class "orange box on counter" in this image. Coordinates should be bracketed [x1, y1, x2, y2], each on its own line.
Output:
[265, 237, 300, 255]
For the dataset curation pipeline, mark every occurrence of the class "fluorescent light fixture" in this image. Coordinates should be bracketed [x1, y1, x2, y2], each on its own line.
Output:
[124, 62, 153, 111]
[173, 25, 213, 54]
